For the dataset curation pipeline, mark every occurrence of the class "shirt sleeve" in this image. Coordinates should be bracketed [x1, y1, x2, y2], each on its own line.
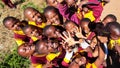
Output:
[57, 3, 80, 25]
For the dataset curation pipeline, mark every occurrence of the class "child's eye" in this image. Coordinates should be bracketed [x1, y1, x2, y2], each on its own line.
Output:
[23, 48, 26, 52]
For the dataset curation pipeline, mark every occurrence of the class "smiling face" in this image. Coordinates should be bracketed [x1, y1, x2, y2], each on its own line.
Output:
[103, 17, 115, 26]
[65, 21, 77, 36]
[36, 40, 59, 54]
[81, 22, 90, 34]
[69, 56, 86, 68]
[24, 8, 44, 23]
[18, 43, 35, 58]
[110, 27, 120, 40]
[46, 0, 58, 8]
[4, 18, 21, 31]
[65, 0, 76, 7]
[44, 9, 61, 25]
[45, 26, 60, 38]
[23, 25, 42, 37]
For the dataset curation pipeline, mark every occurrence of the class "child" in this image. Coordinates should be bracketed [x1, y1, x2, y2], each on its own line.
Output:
[64, 20, 78, 36]
[46, 0, 58, 8]
[18, 40, 66, 68]
[69, 28, 108, 68]
[102, 14, 117, 26]
[22, 25, 43, 43]
[43, 25, 65, 39]
[24, 7, 46, 28]
[2, 0, 16, 8]
[80, 18, 95, 41]
[3, 16, 30, 46]
[57, 0, 81, 25]
[43, 6, 63, 26]
[104, 22, 120, 68]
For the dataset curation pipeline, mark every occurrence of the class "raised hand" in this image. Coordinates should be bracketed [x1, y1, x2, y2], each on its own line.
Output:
[74, 26, 86, 39]
[60, 31, 79, 47]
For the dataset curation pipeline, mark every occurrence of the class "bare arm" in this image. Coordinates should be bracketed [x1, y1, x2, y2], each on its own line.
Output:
[94, 43, 105, 68]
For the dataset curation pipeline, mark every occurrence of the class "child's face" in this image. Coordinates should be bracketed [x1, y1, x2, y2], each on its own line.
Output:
[46, 26, 60, 38]
[45, 10, 61, 25]
[18, 43, 35, 57]
[82, 7, 89, 13]
[69, 56, 86, 68]
[37, 41, 59, 54]
[65, 21, 77, 35]
[110, 28, 120, 40]
[66, 0, 76, 7]
[47, 0, 58, 8]
[103, 17, 115, 26]
[81, 22, 90, 34]
[24, 26, 42, 37]
[5, 19, 21, 31]
[26, 9, 43, 23]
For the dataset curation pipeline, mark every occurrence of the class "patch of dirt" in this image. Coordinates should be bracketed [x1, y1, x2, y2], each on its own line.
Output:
[0, 0, 46, 61]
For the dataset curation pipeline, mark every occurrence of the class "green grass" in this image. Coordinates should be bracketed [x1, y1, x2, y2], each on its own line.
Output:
[0, 48, 30, 68]
[0, 2, 4, 8]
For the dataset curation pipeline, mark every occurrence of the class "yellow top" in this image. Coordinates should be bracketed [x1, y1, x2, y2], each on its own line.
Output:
[108, 38, 120, 50]
[13, 30, 25, 35]
[77, 8, 95, 22]
[32, 52, 61, 68]
[28, 21, 46, 28]
[46, 52, 61, 62]
[13, 30, 25, 46]
[83, 10, 95, 22]
[31, 36, 39, 42]
[86, 63, 97, 68]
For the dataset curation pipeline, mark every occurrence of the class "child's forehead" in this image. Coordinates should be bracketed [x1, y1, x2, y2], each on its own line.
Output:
[5, 19, 16, 25]
[81, 22, 89, 26]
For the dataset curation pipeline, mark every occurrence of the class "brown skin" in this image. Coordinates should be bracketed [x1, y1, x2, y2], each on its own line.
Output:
[17, 43, 35, 58]
[80, 21, 90, 34]
[23, 25, 42, 38]
[110, 27, 120, 55]
[18, 40, 60, 58]
[65, 0, 76, 7]
[110, 27, 120, 40]
[4, 19, 21, 31]
[44, 10, 61, 25]
[46, 0, 58, 8]
[24, 7, 45, 24]
[45, 26, 60, 38]
[102, 17, 115, 26]
[69, 36, 106, 68]
[65, 21, 78, 36]
[36, 40, 60, 54]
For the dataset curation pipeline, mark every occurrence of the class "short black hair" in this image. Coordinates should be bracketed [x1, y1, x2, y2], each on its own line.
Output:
[80, 18, 91, 24]
[64, 20, 77, 28]
[44, 6, 59, 15]
[93, 23, 109, 37]
[3, 16, 17, 27]
[105, 22, 120, 34]
[43, 25, 54, 36]
[103, 14, 117, 22]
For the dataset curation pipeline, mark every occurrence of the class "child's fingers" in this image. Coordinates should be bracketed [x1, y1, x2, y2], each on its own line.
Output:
[59, 34, 66, 41]
[63, 31, 68, 38]
[67, 31, 71, 38]
[79, 26, 82, 32]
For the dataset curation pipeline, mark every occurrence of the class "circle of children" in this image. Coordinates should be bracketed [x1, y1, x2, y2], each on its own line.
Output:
[3, 0, 120, 68]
